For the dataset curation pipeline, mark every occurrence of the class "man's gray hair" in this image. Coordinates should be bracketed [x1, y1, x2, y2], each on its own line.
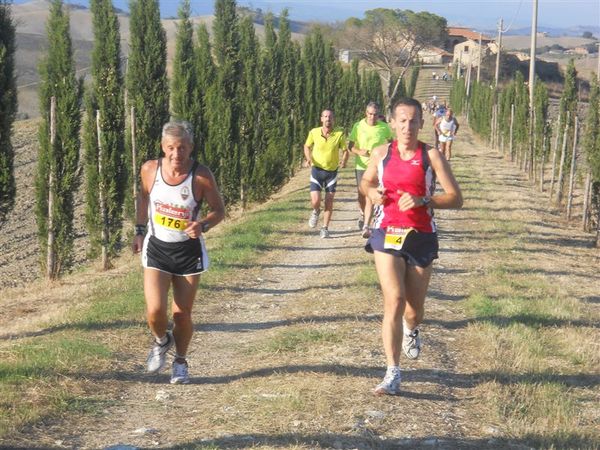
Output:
[366, 101, 380, 111]
[162, 120, 194, 143]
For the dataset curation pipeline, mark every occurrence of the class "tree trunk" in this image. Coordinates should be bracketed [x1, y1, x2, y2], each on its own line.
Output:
[566, 117, 579, 220]
[549, 113, 562, 201]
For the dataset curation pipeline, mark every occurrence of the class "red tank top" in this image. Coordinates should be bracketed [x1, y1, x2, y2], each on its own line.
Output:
[372, 141, 436, 233]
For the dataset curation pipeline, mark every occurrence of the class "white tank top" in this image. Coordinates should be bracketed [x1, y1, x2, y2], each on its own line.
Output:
[439, 117, 457, 136]
[148, 160, 200, 243]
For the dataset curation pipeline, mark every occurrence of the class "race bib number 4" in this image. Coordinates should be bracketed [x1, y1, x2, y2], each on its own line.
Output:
[154, 212, 187, 231]
[384, 226, 415, 251]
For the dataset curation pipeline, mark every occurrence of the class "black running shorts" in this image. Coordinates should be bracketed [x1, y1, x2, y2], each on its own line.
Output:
[365, 227, 439, 268]
[142, 235, 209, 276]
[310, 166, 338, 193]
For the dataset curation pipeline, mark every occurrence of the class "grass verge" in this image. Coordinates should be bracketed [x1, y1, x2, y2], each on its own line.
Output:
[0, 187, 308, 439]
[457, 161, 599, 447]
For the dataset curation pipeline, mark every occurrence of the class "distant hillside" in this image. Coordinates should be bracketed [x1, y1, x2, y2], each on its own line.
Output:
[480, 25, 600, 38]
[12, 0, 306, 119]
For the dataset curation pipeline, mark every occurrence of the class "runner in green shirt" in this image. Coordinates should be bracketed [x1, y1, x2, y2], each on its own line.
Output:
[348, 102, 393, 238]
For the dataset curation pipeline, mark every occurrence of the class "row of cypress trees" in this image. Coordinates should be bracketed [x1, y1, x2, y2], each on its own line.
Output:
[0, 0, 17, 226]
[450, 61, 600, 246]
[31, 0, 384, 278]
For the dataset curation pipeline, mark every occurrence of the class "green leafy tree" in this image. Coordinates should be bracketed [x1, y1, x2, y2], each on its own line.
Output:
[342, 8, 447, 107]
[125, 0, 169, 213]
[83, 0, 126, 262]
[0, 0, 17, 225]
[36, 0, 83, 278]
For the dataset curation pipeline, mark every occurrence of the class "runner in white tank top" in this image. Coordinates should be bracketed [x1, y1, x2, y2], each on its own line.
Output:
[435, 108, 459, 161]
[132, 121, 225, 384]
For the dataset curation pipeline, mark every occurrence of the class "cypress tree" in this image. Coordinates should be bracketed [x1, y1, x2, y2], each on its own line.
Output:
[237, 14, 260, 202]
[171, 0, 195, 123]
[35, 0, 83, 278]
[582, 75, 600, 245]
[192, 23, 215, 163]
[0, 0, 17, 225]
[206, 0, 240, 203]
[126, 0, 169, 212]
[556, 60, 578, 203]
[83, 0, 126, 262]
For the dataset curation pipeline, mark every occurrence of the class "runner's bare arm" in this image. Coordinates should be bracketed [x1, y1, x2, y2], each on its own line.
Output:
[427, 147, 463, 209]
[360, 144, 387, 205]
[132, 160, 158, 253]
[303, 145, 312, 167]
[185, 166, 225, 239]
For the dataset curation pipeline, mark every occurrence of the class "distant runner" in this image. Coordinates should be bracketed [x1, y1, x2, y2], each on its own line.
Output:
[361, 98, 463, 395]
[435, 108, 459, 161]
[304, 109, 348, 238]
[132, 121, 225, 384]
[347, 102, 393, 238]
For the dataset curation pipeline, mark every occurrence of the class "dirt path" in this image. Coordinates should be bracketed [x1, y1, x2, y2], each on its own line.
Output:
[4, 121, 599, 449]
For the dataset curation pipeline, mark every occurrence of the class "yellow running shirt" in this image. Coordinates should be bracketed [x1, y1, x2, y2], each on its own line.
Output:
[305, 127, 347, 171]
[348, 119, 393, 170]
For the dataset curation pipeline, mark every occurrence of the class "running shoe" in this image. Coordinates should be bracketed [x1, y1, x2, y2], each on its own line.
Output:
[320, 227, 330, 238]
[361, 226, 371, 239]
[146, 331, 174, 373]
[357, 214, 365, 230]
[402, 329, 421, 360]
[170, 359, 190, 384]
[308, 209, 320, 228]
[373, 367, 401, 396]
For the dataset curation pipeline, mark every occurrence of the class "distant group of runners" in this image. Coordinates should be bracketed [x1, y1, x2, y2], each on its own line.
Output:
[133, 97, 463, 395]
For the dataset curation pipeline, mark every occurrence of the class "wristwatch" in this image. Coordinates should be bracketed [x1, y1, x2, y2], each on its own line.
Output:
[201, 222, 210, 233]
[421, 196, 431, 207]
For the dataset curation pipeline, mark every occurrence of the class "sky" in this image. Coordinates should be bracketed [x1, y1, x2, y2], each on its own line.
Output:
[15, 0, 600, 31]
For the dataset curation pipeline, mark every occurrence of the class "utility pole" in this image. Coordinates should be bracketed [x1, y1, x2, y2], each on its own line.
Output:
[528, 0, 539, 180]
[494, 18, 503, 87]
[477, 32, 482, 83]
[528, 0, 538, 110]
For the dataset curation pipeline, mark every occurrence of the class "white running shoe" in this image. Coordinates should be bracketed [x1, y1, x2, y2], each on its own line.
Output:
[170, 359, 190, 384]
[403, 329, 421, 360]
[373, 367, 401, 396]
[308, 209, 320, 228]
[146, 331, 174, 373]
[320, 227, 330, 238]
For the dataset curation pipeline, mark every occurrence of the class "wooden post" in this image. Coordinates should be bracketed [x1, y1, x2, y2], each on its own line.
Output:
[582, 171, 592, 231]
[47, 96, 56, 280]
[566, 116, 578, 219]
[556, 112, 570, 205]
[131, 106, 137, 219]
[96, 110, 109, 270]
[509, 104, 515, 161]
[494, 18, 503, 87]
[549, 112, 562, 200]
[539, 133, 546, 191]
[477, 32, 482, 83]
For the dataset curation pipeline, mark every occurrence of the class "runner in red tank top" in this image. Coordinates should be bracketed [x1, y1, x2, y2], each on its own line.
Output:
[360, 98, 463, 396]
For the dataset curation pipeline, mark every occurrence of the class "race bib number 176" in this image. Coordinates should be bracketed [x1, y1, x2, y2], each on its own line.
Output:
[154, 213, 187, 231]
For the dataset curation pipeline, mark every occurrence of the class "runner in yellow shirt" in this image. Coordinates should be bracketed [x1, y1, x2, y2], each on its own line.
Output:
[304, 109, 348, 238]
[348, 102, 393, 238]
